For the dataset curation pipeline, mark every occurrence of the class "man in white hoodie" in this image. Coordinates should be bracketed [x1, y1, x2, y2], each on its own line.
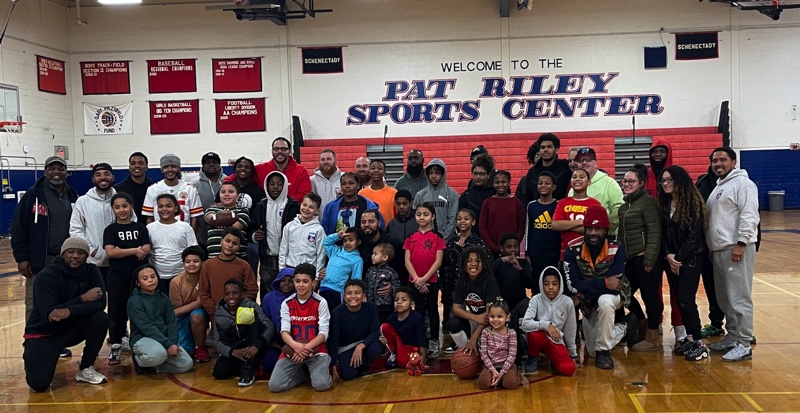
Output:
[69, 163, 122, 282]
[310, 149, 342, 214]
[705, 147, 759, 362]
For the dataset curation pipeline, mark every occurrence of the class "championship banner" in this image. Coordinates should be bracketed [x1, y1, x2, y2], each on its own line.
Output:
[81, 61, 131, 95]
[84, 102, 133, 135]
[675, 32, 719, 60]
[37, 55, 67, 95]
[149, 100, 200, 135]
[215, 98, 266, 133]
[213, 58, 262, 93]
[302, 47, 344, 74]
[147, 59, 197, 93]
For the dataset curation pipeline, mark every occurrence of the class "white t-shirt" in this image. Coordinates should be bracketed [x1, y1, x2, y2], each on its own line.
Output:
[147, 220, 198, 279]
[141, 180, 203, 224]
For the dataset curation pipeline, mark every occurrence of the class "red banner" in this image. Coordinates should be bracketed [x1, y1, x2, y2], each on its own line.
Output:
[215, 98, 266, 133]
[81, 61, 130, 95]
[147, 59, 196, 93]
[37, 55, 67, 95]
[149, 100, 200, 135]
[213, 58, 262, 93]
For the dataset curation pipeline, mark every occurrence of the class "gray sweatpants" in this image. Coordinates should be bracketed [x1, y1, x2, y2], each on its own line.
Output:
[133, 337, 194, 374]
[269, 353, 332, 393]
[712, 245, 755, 346]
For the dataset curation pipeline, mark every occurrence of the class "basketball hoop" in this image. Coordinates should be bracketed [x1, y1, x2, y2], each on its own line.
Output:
[1, 121, 24, 146]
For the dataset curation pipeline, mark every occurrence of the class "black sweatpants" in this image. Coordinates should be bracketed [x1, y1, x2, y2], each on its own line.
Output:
[625, 255, 664, 330]
[701, 256, 724, 328]
[23, 311, 110, 392]
[414, 282, 440, 341]
[106, 273, 134, 344]
[666, 254, 703, 340]
[212, 320, 265, 379]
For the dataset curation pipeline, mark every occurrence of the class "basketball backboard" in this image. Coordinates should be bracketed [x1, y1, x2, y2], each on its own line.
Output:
[0, 83, 21, 132]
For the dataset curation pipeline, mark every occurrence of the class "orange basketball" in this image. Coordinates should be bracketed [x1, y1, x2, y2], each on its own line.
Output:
[451, 352, 482, 379]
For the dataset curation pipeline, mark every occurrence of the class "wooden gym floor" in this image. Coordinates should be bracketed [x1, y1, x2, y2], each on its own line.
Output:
[0, 211, 799, 413]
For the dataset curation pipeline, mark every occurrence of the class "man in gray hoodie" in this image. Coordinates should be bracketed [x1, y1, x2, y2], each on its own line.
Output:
[196, 152, 228, 249]
[705, 147, 759, 362]
[412, 159, 459, 238]
[69, 163, 120, 282]
[310, 148, 342, 214]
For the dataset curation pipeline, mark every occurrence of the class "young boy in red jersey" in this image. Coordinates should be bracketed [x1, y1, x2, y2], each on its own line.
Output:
[268, 263, 333, 392]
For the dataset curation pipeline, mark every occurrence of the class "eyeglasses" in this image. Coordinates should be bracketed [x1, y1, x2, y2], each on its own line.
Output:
[472, 171, 488, 176]
[272, 147, 290, 152]
[577, 158, 594, 164]
[621, 179, 639, 185]
[660, 177, 674, 185]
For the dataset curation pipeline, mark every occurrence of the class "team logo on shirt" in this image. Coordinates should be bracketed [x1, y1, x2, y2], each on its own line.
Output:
[716, 189, 724, 200]
[465, 292, 485, 314]
[533, 211, 552, 229]
[307, 233, 317, 244]
[178, 191, 188, 200]
[424, 239, 433, 250]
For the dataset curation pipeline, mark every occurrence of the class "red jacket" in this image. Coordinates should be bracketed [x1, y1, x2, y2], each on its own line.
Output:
[228, 157, 311, 204]
[645, 138, 673, 196]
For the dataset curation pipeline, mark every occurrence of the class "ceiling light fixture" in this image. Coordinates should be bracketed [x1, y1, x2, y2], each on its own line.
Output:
[98, 0, 143, 5]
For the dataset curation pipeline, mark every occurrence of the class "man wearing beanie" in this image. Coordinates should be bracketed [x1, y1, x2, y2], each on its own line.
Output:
[563, 205, 629, 370]
[23, 237, 110, 392]
[142, 153, 203, 230]
[12, 156, 78, 337]
[69, 162, 119, 282]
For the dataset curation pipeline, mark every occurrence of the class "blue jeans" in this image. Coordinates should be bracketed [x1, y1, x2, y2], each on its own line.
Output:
[176, 308, 208, 353]
[336, 341, 382, 381]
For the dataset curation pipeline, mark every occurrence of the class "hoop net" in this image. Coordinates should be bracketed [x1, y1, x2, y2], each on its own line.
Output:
[1, 121, 24, 145]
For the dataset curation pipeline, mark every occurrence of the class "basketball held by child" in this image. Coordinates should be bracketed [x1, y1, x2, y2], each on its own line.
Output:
[210, 209, 238, 227]
[451, 351, 482, 379]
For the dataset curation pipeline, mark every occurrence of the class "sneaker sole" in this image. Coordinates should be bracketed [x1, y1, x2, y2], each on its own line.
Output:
[75, 376, 107, 385]
[238, 381, 255, 387]
[722, 354, 753, 362]
[686, 352, 709, 361]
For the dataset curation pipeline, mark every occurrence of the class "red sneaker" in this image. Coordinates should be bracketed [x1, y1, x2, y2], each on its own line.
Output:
[195, 346, 210, 363]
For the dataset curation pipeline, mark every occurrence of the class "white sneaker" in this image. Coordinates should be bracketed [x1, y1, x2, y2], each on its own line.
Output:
[75, 365, 108, 385]
[428, 340, 440, 358]
[120, 337, 132, 354]
[722, 342, 753, 362]
[709, 335, 737, 352]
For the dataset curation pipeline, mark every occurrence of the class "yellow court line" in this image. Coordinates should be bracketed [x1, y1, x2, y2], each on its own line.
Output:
[633, 391, 800, 396]
[628, 394, 646, 413]
[383, 403, 394, 413]
[754, 277, 800, 300]
[264, 405, 276, 413]
[740, 394, 765, 412]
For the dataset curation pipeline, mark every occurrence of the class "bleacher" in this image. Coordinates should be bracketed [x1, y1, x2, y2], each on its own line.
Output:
[299, 127, 722, 193]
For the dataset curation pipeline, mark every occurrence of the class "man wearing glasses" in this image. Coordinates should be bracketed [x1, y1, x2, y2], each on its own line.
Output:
[568, 147, 623, 235]
[253, 137, 311, 203]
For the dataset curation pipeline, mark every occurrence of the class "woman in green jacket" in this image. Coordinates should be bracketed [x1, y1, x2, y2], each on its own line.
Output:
[618, 164, 663, 352]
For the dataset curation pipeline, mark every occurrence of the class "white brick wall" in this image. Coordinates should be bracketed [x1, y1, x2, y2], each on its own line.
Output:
[1, 0, 798, 170]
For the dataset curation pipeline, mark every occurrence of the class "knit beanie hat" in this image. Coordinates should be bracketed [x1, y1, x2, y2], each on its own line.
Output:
[60, 237, 90, 255]
[160, 153, 181, 169]
[582, 205, 610, 230]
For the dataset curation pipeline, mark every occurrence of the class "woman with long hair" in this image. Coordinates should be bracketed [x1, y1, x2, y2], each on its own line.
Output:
[618, 164, 663, 352]
[657, 166, 710, 361]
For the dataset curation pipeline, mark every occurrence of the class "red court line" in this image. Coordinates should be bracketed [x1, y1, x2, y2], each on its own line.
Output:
[167, 372, 557, 406]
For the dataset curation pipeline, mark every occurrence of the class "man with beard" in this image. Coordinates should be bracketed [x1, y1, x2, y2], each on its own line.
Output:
[196, 152, 228, 249]
[69, 163, 120, 283]
[311, 149, 342, 214]
[705, 147, 759, 362]
[248, 137, 311, 203]
[142, 154, 203, 230]
[564, 205, 629, 370]
[12, 156, 79, 338]
[394, 149, 428, 198]
[23, 237, 109, 392]
[355, 156, 371, 189]
[517, 133, 573, 205]
[114, 152, 153, 219]
[358, 209, 407, 283]
[644, 139, 672, 196]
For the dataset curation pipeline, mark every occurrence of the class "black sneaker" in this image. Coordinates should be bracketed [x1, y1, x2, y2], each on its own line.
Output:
[673, 339, 693, 356]
[595, 350, 614, 369]
[684, 341, 709, 361]
[443, 344, 458, 355]
[624, 313, 641, 347]
[60, 348, 72, 358]
[239, 364, 255, 387]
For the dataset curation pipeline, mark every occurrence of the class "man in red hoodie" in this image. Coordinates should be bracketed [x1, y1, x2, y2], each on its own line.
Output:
[231, 137, 311, 204]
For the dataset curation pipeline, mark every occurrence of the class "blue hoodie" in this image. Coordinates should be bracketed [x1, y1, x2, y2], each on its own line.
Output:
[262, 268, 295, 330]
[320, 233, 364, 294]
[320, 194, 385, 235]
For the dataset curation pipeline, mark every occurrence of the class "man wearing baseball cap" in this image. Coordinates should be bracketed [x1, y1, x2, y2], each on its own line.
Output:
[196, 152, 228, 248]
[141, 153, 203, 230]
[11, 156, 78, 343]
[23, 237, 109, 391]
[69, 162, 118, 283]
[563, 205, 629, 370]
[568, 147, 624, 235]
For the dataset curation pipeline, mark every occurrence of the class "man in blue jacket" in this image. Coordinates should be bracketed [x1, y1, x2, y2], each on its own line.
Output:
[564, 205, 629, 370]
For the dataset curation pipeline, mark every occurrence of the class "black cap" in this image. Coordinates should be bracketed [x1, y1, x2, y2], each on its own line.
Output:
[202, 152, 221, 164]
[574, 147, 596, 161]
[91, 162, 113, 174]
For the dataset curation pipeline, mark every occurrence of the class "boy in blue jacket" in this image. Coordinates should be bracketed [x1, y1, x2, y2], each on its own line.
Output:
[320, 227, 364, 312]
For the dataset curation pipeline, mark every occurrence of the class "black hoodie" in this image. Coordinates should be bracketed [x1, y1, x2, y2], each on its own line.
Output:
[25, 256, 106, 336]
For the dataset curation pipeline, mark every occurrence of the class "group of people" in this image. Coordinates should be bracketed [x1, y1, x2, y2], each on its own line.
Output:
[11, 133, 759, 393]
